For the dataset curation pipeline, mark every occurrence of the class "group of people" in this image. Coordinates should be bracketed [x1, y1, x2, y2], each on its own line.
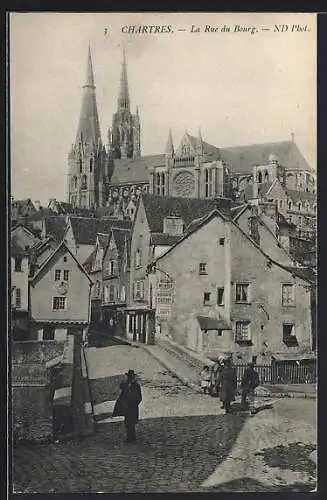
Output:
[200, 358, 260, 414]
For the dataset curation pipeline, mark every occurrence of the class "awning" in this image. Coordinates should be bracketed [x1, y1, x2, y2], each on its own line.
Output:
[272, 352, 316, 362]
[197, 315, 232, 331]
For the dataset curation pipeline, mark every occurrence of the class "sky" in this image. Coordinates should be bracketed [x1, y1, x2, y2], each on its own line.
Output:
[10, 12, 316, 205]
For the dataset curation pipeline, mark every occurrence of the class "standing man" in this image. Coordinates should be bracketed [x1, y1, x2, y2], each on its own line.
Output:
[113, 369, 142, 443]
[241, 362, 260, 413]
[219, 358, 237, 414]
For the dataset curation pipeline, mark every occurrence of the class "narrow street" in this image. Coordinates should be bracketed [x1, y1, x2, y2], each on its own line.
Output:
[13, 341, 317, 493]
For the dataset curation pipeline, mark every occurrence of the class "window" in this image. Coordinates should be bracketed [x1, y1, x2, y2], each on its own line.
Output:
[63, 270, 69, 281]
[103, 286, 109, 303]
[135, 249, 141, 268]
[90, 157, 93, 172]
[134, 281, 144, 300]
[279, 200, 283, 209]
[63, 256, 67, 262]
[258, 171, 262, 183]
[199, 263, 207, 275]
[14, 256, 22, 272]
[81, 174, 87, 189]
[109, 260, 115, 275]
[79, 158, 82, 173]
[53, 297, 66, 310]
[109, 285, 115, 302]
[298, 202, 302, 211]
[282, 284, 295, 306]
[121, 286, 126, 302]
[217, 330, 223, 337]
[219, 238, 225, 246]
[288, 201, 293, 210]
[235, 283, 249, 303]
[283, 323, 295, 340]
[95, 281, 100, 297]
[264, 170, 269, 183]
[43, 325, 55, 341]
[203, 292, 211, 306]
[155, 172, 165, 196]
[217, 287, 224, 306]
[55, 269, 61, 281]
[205, 168, 214, 198]
[15, 288, 21, 308]
[235, 321, 251, 341]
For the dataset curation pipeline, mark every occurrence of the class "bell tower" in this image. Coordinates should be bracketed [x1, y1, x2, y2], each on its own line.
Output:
[67, 45, 110, 209]
[108, 49, 141, 160]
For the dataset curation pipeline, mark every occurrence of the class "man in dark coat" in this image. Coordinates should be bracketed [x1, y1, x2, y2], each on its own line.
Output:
[219, 358, 237, 414]
[113, 369, 142, 443]
[241, 362, 260, 410]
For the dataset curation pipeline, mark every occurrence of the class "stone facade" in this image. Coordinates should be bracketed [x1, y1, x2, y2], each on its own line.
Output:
[150, 211, 314, 364]
[29, 242, 92, 342]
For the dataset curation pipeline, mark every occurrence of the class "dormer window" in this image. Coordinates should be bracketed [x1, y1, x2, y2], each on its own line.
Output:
[163, 216, 184, 236]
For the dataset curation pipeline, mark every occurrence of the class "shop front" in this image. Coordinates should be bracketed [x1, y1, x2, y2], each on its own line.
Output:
[125, 308, 155, 344]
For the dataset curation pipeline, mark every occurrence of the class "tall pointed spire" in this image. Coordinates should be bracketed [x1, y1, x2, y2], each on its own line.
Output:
[165, 128, 174, 157]
[118, 47, 130, 111]
[76, 44, 101, 145]
[84, 42, 95, 88]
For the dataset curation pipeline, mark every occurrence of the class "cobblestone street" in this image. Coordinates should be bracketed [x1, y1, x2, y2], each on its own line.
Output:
[13, 343, 317, 493]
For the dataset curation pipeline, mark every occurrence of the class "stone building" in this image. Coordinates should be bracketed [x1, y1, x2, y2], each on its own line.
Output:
[148, 209, 315, 364]
[108, 49, 141, 160]
[29, 241, 93, 342]
[67, 46, 111, 209]
[126, 194, 232, 343]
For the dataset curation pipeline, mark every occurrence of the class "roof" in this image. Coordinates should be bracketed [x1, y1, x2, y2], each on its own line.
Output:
[29, 241, 92, 285]
[197, 315, 232, 330]
[112, 228, 130, 256]
[110, 154, 165, 185]
[141, 194, 231, 233]
[242, 182, 275, 200]
[283, 266, 316, 284]
[185, 134, 221, 160]
[44, 216, 67, 242]
[150, 233, 182, 246]
[151, 206, 315, 285]
[231, 203, 249, 221]
[220, 141, 312, 174]
[286, 189, 316, 203]
[68, 216, 131, 246]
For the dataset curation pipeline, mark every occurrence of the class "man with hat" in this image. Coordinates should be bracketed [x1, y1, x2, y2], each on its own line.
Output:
[113, 369, 142, 443]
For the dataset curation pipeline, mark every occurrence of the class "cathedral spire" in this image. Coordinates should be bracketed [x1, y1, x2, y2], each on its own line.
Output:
[76, 44, 101, 145]
[165, 128, 174, 157]
[118, 47, 130, 111]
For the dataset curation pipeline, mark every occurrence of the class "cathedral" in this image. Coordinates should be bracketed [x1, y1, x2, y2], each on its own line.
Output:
[67, 46, 316, 224]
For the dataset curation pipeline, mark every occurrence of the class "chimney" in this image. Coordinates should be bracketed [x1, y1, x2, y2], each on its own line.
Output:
[34, 200, 41, 211]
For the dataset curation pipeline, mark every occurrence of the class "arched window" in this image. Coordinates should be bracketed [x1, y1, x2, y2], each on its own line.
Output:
[79, 158, 82, 173]
[298, 202, 302, 211]
[90, 157, 93, 172]
[81, 174, 87, 189]
[264, 170, 269, 183]
[288, 201, 293, 210]
[258, 171, 262, 183]
[72, 176, 77, 189]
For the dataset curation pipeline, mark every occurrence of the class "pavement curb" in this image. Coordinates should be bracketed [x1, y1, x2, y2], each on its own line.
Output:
[114, 337, 317, 400]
